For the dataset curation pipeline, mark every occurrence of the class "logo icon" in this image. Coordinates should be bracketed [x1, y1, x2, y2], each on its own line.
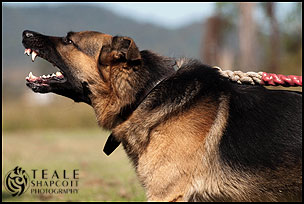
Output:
[4, 166, 30, 197]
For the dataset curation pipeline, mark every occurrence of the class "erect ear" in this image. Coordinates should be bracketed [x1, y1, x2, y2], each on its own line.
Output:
[112, 36, 141, 62]
[99, 36, 141, 66]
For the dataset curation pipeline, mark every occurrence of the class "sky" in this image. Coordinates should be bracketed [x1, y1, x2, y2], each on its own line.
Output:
[3, 2, 215, 29]
[3, 2, 299, 29]
[100, 3, 215, 29]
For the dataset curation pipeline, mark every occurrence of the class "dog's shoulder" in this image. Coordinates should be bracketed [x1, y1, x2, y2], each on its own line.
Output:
[146, 57, 302, 171]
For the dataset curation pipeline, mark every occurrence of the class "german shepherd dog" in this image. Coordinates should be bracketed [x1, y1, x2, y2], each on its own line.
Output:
[22, 30, 302, 202]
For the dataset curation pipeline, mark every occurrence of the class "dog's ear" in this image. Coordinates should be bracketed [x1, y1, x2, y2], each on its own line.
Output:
[114, 36, 141, 62]
[100, 36, 141, 66]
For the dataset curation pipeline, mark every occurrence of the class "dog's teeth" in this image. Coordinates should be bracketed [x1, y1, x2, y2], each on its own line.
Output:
[29, 72, 37, 80]
[31, 51, 37, 62]
[56, 71, 63, 77]
[42, 75, 47, 78]
[51, 73, 56, 77]
[47, 74, 51, 78]
[25, 49, 31, 56]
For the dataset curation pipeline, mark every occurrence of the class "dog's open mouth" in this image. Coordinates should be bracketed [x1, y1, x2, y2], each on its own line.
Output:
[22, 30, 92, 104]
[24, 48, 66, 91]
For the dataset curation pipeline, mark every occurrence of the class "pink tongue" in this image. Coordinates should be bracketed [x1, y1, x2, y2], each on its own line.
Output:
[27, 77, 39, 82]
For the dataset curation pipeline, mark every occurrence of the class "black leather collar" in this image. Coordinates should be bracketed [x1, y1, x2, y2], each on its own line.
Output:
[103, 73, 173, 156]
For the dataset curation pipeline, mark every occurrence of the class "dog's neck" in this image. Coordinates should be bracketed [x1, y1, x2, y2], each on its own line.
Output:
[103, 70, 173, 155]
[98, 51, 176, 155]
[90, 51, 176, 153]
[117, 50, 176, 121]
[118, 71, 173, 122]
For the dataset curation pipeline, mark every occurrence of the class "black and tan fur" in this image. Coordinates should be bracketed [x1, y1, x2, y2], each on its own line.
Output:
[22, 30, 302, 202]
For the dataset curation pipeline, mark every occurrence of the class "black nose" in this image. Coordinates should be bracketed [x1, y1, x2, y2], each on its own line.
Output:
[22, 30, 39, 39]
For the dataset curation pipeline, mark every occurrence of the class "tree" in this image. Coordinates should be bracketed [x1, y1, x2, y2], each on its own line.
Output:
[264, 2, 280, 73]
[238, 3, 258, 72]
[200, 16, 224, 66]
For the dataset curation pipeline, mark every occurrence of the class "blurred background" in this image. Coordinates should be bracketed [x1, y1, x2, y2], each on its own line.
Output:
[2, 2, 302, 201]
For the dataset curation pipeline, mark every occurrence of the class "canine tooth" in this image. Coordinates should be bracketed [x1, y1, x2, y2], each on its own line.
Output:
[51, 73, 56, 77]
[31, 51, 37, 62]
[29, 72, 37, 80]
[42, 75, 47, 78]
[47, 74, 51, 78]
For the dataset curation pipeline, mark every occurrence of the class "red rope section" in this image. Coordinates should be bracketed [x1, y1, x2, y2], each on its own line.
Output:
[261, 72, 302, 87]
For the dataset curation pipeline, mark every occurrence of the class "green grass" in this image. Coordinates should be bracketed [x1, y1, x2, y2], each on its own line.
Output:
[2, 95, 98, 132]
[2, 128, 146, 202]
[2, 95, 145, 201]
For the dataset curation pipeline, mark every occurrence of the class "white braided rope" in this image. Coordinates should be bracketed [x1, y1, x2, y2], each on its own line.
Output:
[213, 66, 263, 85]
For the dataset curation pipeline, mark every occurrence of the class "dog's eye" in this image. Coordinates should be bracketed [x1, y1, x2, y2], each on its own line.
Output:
[63, 37, 73, 45]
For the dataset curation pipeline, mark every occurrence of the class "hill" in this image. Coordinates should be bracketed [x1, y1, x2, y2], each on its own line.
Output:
[3, 4, 204, 69]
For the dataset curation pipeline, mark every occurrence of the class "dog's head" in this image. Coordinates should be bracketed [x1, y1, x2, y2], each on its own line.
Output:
[23, 30, 174, 128]
[22, 30, 142, 106]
